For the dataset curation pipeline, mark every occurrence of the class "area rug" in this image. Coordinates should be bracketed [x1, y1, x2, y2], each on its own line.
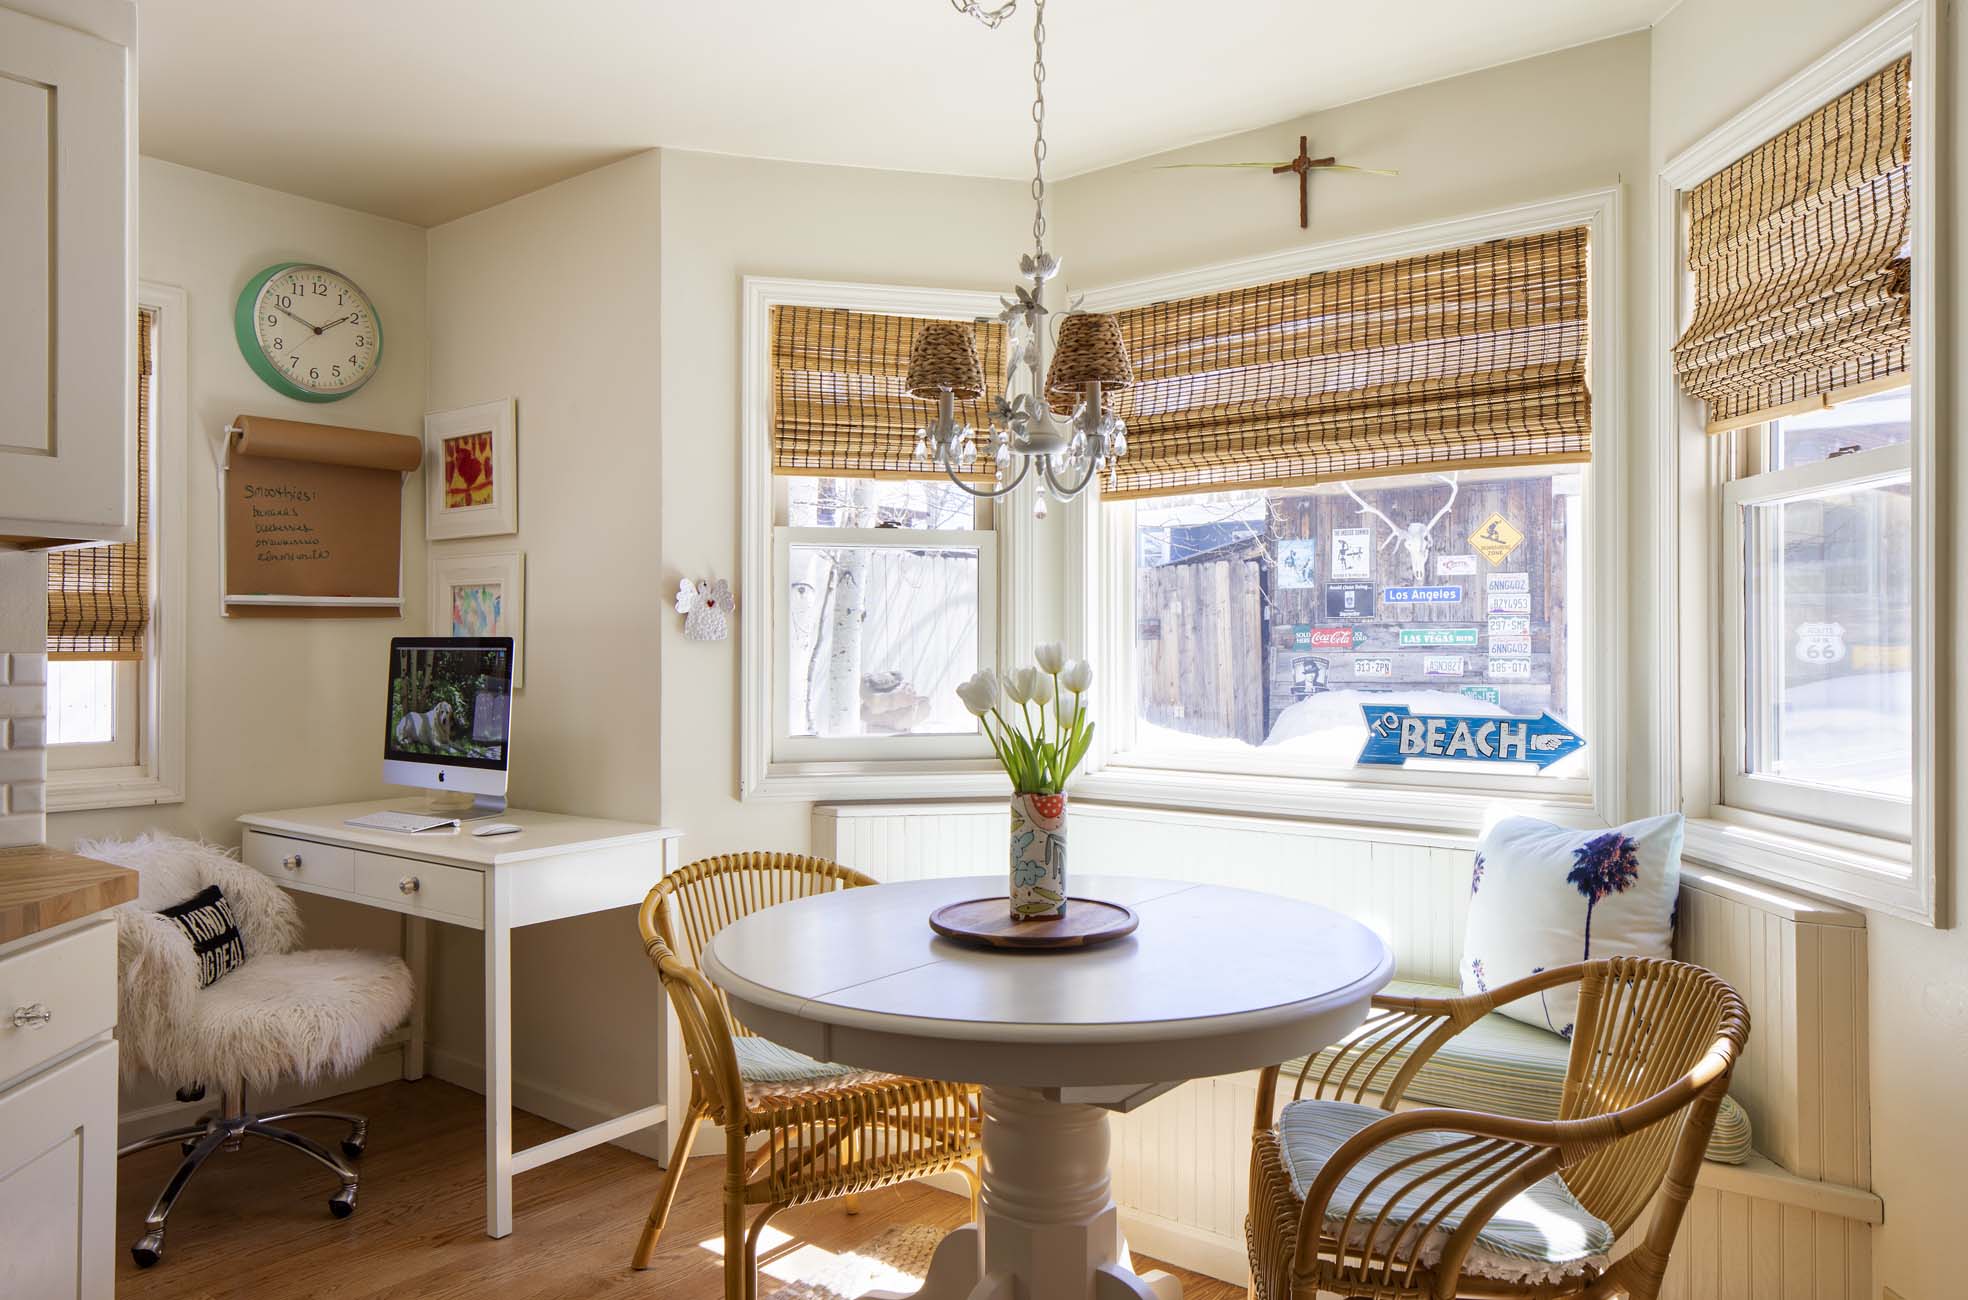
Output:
[764, 1223, 945, 1300]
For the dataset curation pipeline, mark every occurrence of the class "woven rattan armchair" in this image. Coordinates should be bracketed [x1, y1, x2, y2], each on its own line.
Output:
[1248, 957, 1748, 1300]
[630, 853, 981, 1298]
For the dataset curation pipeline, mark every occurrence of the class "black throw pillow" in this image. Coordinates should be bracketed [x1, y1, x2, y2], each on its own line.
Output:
[159, 885, 248, 988]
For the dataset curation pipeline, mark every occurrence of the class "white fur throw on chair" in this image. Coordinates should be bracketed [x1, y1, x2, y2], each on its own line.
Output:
[84, 833, 413, 1093]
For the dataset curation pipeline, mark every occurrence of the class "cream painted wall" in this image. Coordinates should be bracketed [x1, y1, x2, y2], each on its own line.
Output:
[421, 152, 667, 1119]
[654, 149, 1033, 856]
[1650, 3, 1963, 1297]
[41, 157, 431, 1113]
[1054, 34, 1656, 816]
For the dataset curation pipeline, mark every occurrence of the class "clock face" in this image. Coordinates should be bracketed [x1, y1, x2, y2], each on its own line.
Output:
[236, 263, 383, 402]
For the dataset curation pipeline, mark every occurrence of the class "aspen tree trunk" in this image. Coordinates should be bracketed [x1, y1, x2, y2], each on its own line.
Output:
[821, 479, 878, 735]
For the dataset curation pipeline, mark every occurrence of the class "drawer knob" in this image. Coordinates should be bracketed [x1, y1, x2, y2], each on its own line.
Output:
[281, 854, 303, 871]
[399, 876, 421, 895]
[11, 1003, 51, 1030]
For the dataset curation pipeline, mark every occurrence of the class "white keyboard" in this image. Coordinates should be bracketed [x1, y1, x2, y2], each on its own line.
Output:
[343, 811, 461, 833]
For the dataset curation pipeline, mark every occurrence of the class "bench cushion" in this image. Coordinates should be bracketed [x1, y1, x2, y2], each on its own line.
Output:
[1277, 1097, 1614, 1283]
[1307, 980, 1753, 1165]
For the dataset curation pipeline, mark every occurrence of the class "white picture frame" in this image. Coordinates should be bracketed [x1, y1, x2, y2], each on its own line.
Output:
[430, 549, 526, 688]
[424, 399, 518, 540]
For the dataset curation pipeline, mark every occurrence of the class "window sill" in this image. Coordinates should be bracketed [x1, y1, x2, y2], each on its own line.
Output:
[1070, 764, 1605, 838]
[1680, 812, 1931, 926]
[45, 766, 184, 814]
[744, 758, 1010, 803]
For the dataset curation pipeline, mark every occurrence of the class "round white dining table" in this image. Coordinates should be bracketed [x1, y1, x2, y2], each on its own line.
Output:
[700, 874, 1395, 1300]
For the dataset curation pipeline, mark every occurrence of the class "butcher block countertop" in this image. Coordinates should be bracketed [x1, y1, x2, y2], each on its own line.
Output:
[0, 845, 137, 943]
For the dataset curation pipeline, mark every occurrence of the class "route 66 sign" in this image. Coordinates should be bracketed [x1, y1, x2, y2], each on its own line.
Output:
[1795, 621, 1847, 665]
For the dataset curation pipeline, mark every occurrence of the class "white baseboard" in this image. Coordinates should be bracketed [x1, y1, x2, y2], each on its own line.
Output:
[118, 1046, 409, 1146]
[424, 1044, 671, 1163]
[1118, 1208, 1248, 1287]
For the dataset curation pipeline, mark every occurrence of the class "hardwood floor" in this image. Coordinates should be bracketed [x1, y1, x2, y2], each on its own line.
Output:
[116, 1078, 1245, 1300]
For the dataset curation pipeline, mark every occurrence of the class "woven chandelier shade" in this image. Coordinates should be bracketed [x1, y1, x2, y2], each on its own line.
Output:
[771, 305, 1005, 480]
[906, 321, 987, 399]
[1673, 56, 1912, 435]
[1100, 227, 1591, 501]
[48, 309, 151, 659]
[1046, 312, 1134, 396]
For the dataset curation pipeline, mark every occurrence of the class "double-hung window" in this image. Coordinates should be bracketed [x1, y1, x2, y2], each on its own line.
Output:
[745, 289, 1013, 796]
[1075, 216, 1614, 824]
[45, 294, 184, 809]
[1665, 38, 1933, 916]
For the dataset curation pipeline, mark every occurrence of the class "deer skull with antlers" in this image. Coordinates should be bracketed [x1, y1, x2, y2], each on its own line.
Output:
[1340, 472, 1459, 581]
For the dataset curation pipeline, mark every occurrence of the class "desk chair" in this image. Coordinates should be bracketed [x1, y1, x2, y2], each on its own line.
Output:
[86, 834, 413, 1268]
[632, 852, 981, 1300]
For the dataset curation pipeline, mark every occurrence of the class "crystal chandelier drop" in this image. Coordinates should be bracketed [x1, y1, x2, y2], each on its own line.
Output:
[908, 0, 1134, 517]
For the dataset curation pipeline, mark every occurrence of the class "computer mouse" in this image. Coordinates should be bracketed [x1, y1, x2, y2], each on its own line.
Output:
[471, 822, 523, 837]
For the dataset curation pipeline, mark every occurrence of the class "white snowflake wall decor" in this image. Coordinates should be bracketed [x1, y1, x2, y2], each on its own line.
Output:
[676, 577, 734, 641]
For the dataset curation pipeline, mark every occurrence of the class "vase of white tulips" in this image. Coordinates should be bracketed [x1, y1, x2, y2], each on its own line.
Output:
[956, 643, 1095, 922]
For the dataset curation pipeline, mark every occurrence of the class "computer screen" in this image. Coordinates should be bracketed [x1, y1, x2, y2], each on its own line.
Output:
[383, 637, 514, 772]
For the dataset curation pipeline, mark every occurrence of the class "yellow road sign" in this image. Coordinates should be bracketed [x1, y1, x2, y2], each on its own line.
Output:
[1469, 512, 1525, 566]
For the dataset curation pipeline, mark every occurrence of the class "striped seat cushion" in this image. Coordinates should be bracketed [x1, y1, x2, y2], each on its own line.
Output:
[731, 1035, 863, 1084]
[1278, 1098, 1614, 1283]
[1305, 980, 1754, 1165]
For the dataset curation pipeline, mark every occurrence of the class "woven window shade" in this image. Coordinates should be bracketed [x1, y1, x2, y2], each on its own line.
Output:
[771, 305, 1005, 480]
[48, 309, 150, 659]
[1673, 56, 1912, 435]
[1101, 228, 1591, 501]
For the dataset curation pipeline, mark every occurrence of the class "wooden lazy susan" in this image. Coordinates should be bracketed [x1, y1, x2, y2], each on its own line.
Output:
[928, 896, 1139, 951]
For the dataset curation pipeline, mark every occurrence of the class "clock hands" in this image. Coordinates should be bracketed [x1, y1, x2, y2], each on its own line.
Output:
[274, 303, 325, 334]
[314, 313, 358, 333]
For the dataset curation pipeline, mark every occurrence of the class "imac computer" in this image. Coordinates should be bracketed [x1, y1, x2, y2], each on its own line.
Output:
[381, 636, 515, 819]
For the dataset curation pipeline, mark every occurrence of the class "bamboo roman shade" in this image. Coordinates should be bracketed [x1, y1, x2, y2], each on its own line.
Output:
[1673, 56, 1912, 434]
[48, 310, 151, 659]
[1100, 227, 1592, 501]
[771, 305, 1005, 480]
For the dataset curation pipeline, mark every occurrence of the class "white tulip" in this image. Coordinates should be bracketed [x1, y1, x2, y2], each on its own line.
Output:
[955, 670, 999, 717]
[1001, 669, 1034, 705]
[1033, 641, 1066, 674]
[1027, 671, 1056, 706]
[1056, 694, 1083, 731]
[1060, 660, 1094, 693]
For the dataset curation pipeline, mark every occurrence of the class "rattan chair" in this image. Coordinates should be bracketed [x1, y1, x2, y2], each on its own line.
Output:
[630, 853, 981, 1298]
[1248, 957, 1748, 1300]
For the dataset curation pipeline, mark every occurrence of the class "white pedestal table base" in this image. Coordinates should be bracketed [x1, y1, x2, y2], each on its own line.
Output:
[871, 1086, 1182, 1300]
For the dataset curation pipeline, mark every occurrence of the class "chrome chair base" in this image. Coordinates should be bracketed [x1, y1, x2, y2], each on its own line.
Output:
[117, 1087, 366, 1268]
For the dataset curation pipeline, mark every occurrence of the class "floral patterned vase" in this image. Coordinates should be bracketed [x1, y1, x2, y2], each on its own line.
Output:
[1009, 792, 1068, 921]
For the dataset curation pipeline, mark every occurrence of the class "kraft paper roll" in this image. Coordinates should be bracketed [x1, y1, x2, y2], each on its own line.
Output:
[229, 415, 422, 472]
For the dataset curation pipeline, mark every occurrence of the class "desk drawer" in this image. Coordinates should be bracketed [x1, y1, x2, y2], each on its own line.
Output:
[242, 831, 355, 893]
[0, 919, 115, 1088]
[354, 852, 482, 926]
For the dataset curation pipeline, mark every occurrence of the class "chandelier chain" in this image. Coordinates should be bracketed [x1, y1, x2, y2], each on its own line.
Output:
[948, 0, 1016, 29]
[1030, 0, 1047, 257]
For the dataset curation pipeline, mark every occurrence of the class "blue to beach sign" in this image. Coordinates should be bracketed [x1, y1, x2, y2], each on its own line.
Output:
[1357, 705, 1585, 770]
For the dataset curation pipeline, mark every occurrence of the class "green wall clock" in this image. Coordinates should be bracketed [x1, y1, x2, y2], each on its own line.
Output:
[234, 262, 384, 402]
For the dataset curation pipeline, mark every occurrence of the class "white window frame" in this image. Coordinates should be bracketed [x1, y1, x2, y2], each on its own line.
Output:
[1653, 0, 1939, 923]
[1719, 440, 1912, 838]
[47, 281, 187, 812]
[740, 277, 1032, 800]
[45, 659, 139, 769]
[1062, 188, 1626, 834]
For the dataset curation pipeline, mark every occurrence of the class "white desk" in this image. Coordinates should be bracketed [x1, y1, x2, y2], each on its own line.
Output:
[237, 798, 682, 1238]
[704, 875, 1394, 1300]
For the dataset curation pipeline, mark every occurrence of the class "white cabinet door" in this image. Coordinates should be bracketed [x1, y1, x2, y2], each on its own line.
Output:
[0, 2, 133, 546]
[0, 1040, 118, 1300]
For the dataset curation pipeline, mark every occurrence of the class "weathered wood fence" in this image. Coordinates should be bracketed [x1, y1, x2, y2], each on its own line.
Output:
[1135, 553, 1266, 746]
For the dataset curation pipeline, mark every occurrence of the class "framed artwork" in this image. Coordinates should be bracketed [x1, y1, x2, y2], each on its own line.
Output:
[430, 550, 526, 687]
[424, 399, 517, 539]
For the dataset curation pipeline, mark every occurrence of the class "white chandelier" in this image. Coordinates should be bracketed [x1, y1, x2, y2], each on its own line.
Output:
[908, 0, 1135, 516]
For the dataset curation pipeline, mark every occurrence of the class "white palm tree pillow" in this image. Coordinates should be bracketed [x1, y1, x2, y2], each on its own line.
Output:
[1459, 813, 1685, 1038]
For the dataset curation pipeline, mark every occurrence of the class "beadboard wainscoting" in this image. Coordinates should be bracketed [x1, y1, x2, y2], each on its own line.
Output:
[813, 802, 1882, 1298]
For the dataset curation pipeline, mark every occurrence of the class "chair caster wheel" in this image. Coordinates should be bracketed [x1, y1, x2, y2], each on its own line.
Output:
[329, 1186, 357, 1218]
[131, 1232, 164, 1268]
[340, 1136, 365, 1160]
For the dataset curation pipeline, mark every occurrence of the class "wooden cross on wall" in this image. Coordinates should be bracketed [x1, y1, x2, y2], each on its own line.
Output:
[1274, 136, 1337, 230]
